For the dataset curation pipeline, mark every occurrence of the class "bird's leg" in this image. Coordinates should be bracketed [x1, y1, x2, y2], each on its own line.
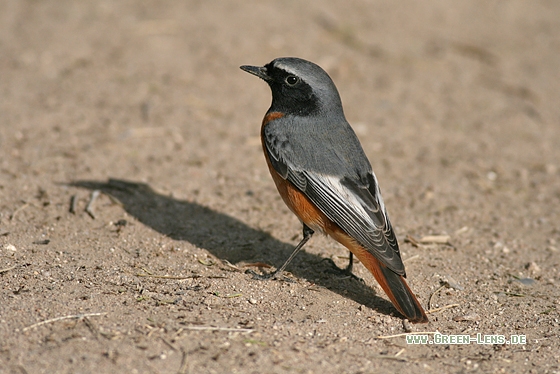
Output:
[346, 252, 354, 273]
[249, 224, 314, 281]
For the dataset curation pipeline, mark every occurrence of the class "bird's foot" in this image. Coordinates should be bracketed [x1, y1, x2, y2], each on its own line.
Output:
[322, 258, 364, 282]
[245, 269, 296, 283]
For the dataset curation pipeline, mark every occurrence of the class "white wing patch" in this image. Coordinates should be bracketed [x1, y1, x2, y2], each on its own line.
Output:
[320, 174, 376, 221]
[301, 170, 403, 273]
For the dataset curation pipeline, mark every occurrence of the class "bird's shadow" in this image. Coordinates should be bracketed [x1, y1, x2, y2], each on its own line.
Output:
[70, 178, 399, 318]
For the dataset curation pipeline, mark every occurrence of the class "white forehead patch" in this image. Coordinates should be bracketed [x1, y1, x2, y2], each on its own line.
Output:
[272, 60, 299, 76]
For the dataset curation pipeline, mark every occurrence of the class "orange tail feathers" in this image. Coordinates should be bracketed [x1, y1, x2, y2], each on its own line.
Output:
[355, 249, 429, 323]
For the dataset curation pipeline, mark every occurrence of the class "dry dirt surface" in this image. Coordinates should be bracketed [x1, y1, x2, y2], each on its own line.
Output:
[1, 1, 559, 373]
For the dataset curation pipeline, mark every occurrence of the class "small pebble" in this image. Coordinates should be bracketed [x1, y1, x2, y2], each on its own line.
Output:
[442, 275, 464, 290]
[514, 278, 536, 287]
[453, 313, 480, 322]
[525, 262, 541, 274]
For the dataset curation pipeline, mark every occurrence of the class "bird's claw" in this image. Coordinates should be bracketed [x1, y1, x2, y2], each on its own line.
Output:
[245, 269, 295, 283]
[321, 258, 364, 282]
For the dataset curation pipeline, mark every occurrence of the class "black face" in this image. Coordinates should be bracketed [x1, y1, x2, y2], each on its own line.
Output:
[263, 62, 320, 116]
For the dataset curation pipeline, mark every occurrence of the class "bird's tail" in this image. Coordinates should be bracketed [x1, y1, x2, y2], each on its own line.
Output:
[359, 253, 428, 323]
[327, 228, 428, 323]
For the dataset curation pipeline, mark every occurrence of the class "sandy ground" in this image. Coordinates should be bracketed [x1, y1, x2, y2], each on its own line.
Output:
[1, 1, 559, 373]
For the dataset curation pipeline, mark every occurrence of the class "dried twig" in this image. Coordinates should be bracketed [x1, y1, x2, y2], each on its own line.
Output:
[83, 317, 100, 338]
[504, 292, 526, 297]
[213, 292, 242, 298]
[160, 336, 178, 351]
[419, 235, 451, 245]
[221, 260, 242, 272]
[136, 273, 200, 280]
[180, 326, 253, 333]
[197, 258, 215, 266]
[405, 234, 453, 248]
[85, 190, 100, 219]
[369, 354, 407, 362]
[22, 312, 107, 331]
[404, 235, 421, 247]
[403, 254, 419, 263]
[10, 202, 29, 221]
[0, 265, 18, 274]
[428, 284, 446, 310]
[426, 304, 460, 314]
[178, 348, 189, 374]
[69, 194, 78, 214]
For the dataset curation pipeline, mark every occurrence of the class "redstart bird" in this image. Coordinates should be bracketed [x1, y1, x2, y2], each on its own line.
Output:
[240, 57, 428, 323]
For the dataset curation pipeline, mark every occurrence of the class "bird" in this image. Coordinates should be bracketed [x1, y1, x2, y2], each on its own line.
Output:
[240, 57, 428, 323]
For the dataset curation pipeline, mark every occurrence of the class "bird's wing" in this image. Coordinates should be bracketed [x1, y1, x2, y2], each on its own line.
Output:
[264, 131, 405, 276]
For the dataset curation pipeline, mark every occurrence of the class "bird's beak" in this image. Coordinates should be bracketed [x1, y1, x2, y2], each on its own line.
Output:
[240, 65, 271, 81]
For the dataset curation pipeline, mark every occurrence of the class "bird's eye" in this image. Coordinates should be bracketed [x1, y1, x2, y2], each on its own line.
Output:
[285, 76, 299, 86]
